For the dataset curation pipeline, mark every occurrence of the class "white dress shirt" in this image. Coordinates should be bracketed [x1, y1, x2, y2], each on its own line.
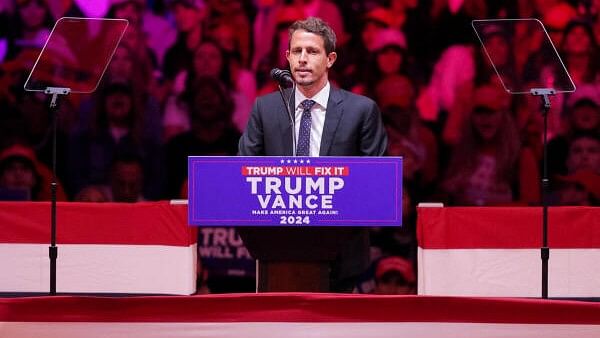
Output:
[294, 82, 330, 157]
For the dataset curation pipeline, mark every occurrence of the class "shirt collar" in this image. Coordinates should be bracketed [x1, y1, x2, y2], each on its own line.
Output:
[295, 81, 330, 110]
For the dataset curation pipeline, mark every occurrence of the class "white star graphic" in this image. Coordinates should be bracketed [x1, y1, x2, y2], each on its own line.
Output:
[280, 159, 284, 164]
[287, 159, 291, 164]
[293, 159, 298, 164]
[306, 159, 311, 164]
[300, 159, 304, 164]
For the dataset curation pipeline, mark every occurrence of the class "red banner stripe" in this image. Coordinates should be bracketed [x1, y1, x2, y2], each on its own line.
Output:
[0, 202, 196, 246]
[417, 207, 600, 249]
[241, 166, 350, 176]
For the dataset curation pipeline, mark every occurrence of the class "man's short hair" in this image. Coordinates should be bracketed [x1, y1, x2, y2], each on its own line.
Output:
[288, 17, 336, 54]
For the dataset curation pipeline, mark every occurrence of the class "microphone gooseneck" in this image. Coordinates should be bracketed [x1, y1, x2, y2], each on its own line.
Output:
[270, 68, 297, 156]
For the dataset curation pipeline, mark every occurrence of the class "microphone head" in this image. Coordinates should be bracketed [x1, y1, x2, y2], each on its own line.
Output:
[270, 68, 294, 87]
[270, 68, 281, 79]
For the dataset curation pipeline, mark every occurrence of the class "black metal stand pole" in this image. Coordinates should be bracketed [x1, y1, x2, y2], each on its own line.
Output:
[49, 92, 59, 295]
[44, 87, 70, 295]
[531, 88, 555, 299]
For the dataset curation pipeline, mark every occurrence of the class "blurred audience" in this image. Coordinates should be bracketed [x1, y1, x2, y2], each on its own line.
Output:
[162, 0, 207, 81]
[3, 0, 600, 292]
[67, 82, 163, 199]
[440, 84, 540, 206]
[548, 85, 600, 177]
[165, 76, 239, 198]
[163, 38, 252, 138]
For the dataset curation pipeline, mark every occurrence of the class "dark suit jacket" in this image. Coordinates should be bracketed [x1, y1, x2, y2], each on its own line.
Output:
[238, 86, 387, 156]
[237, 86, 388, 291]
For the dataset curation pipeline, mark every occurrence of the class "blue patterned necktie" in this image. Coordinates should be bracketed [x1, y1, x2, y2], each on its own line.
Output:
[296, 99, 316, 156]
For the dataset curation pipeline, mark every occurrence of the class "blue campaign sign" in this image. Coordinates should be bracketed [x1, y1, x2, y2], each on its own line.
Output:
[197, 227, 255, 278]
[188, 156, 402, 226]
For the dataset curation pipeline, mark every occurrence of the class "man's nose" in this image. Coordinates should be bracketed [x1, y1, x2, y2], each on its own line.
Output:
[299, 50, 308, 62]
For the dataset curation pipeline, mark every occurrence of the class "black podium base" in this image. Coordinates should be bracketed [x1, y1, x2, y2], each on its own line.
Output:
[237, 227, 359, 292]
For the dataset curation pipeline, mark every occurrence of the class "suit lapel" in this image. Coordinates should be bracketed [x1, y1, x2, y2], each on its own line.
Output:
[319, 87, 344, 156]
[278, 88, 295, 156]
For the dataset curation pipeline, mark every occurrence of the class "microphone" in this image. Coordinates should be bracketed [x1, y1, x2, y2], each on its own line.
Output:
[270, 68, 296, 155]
[270, 68, 294, 87]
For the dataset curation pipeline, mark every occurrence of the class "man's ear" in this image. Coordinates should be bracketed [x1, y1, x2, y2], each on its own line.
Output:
[327, 52, 337, 68]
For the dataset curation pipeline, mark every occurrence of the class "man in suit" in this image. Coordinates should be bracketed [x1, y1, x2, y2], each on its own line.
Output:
[238, 17, 387, 292]
[239, 17, 387, 157]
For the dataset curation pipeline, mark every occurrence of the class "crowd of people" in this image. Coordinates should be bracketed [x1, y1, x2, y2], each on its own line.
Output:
[1, 0, 599, 294]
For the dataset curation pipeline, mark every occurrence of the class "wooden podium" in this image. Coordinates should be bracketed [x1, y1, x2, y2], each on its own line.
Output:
[237, 227, 358, 292]
[188, 156, 403, 293]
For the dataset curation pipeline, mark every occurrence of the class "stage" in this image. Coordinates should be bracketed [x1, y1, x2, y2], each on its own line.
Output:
[1, 293, 600, 337]
[2, 202, 600, 337]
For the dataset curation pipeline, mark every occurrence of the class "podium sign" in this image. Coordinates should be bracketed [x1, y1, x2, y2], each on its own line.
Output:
[188, 156, 402, 226]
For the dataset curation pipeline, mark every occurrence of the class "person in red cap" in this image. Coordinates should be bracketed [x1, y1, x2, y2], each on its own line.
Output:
[373, 256, 416, 295]
[0, 143, 67, 201]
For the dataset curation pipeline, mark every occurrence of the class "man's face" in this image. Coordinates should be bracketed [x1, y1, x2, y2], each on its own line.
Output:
[193, 42, 222, 78]
[108, 47, 133, 81]
[0, 159, 36, 191]
[567, 137, 600, 173]
[111, 162, 143, 202]
[564, 26, 592, 55]
[286, 30, 336, 91]
[472, 108, 502, 141]
[376, 47, 404, 75]
[572, 104, 600, 131]
[18, 0, 47, 29]
[361, 21, 386, 51]
[173, 4, 204, 33]
[114, 2, 142, 27]
[486, 35, 509, 68]
[192, 85, 225, 122]
[105, 92, 132, 124]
